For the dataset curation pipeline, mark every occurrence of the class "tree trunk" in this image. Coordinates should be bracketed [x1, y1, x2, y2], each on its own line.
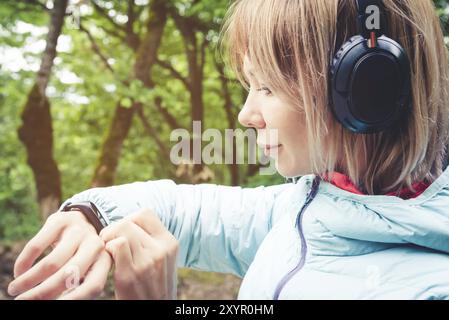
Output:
[90, 0, 168, 187]
[90, 103, 136, 187]
[36, 0, 67, 96]
[17, 0, 68, 220]
[172, 15, 210, 183]
[214, 58, 240, 186]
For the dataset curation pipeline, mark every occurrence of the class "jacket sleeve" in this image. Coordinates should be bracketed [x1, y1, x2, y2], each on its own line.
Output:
[59, 180, 292, 278]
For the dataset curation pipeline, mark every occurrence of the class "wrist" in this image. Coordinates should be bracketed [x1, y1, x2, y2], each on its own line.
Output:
[61, 201, 109, 234]
[71, 210, 97, 233]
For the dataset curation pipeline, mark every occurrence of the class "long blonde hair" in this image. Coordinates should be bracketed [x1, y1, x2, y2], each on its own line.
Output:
[219, 0, 449, 195]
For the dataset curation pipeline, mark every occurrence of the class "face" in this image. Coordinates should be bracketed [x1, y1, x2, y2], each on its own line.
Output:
[238, 55, 311, 178]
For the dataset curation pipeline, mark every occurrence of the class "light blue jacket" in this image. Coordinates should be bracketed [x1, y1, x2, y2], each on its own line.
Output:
[60, 166, 449, 299]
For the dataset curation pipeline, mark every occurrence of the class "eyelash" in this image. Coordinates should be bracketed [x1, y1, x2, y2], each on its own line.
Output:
[256, 87, 273, 96]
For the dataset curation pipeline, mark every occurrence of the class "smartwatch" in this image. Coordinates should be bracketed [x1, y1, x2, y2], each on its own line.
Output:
[61, 201, 109, 234]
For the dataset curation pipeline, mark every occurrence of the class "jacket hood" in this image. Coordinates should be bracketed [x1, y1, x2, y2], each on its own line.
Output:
[304, 166, 449, 256]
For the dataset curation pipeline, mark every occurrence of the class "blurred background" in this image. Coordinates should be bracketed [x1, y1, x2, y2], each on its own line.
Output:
[0, 0, 448, 299]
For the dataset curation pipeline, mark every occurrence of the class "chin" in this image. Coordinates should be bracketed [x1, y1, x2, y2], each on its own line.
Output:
[276, 158, 308, 178]
[276, 161, 298, 178]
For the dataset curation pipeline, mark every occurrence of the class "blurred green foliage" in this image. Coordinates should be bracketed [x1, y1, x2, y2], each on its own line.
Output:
[0, 0, 448, 242]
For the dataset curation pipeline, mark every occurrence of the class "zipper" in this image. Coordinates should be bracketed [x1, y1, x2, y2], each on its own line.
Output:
[273, 176, 321, 300]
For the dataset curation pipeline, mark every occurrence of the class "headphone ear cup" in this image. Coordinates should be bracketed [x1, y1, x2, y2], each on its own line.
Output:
[330, 36, 363, 78]
[330, 36, 367, 132]
[329, 35, 411, 134]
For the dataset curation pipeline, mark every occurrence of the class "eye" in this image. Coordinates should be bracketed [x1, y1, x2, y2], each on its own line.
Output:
[256, 87, 273, 96]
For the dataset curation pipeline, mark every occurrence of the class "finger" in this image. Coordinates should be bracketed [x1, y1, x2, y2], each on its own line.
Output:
[166, 245, 179, 299]
[105, 237, 134, 273]
[104, 223, 164, 277]
[105, 237, 142, 300]
[105, 220, 173, 272]
[14, 215, 64, 278]
[15, 236, 104, 300]
[58, 251, 112, 300]
[128, 212, 179, 279]
[100, 222, 148, 259]
[122, 211, 178, 300]
[127, 209, 168, 239]
[8, 230, 82, 297]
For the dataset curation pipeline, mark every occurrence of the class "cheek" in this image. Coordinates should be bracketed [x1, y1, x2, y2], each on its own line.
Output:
[264, 101, 306, 145]
[280, 116, 306, 145]
[278, 116, 308, 163]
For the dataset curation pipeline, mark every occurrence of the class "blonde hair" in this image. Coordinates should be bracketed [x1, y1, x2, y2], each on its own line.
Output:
[219, 0, 449, 195]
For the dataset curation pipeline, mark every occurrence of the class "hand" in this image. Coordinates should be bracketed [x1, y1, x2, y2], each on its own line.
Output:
[8, 210, 111, 300]
[99, 209, 179, 300]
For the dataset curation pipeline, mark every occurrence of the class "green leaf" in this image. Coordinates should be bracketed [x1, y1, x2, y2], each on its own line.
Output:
[120, 97, 133, 108]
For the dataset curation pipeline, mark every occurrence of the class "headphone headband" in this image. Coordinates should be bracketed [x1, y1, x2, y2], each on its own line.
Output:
[356, 0, 387, 38]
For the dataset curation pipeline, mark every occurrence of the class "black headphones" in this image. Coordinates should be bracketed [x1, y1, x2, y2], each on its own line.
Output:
[330, 0, 412, 134]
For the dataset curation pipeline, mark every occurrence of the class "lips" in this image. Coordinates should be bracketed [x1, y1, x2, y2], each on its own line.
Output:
[258, 144, 282, 150]
[264, 145, 281, 150]
[259, 144, 282, 157]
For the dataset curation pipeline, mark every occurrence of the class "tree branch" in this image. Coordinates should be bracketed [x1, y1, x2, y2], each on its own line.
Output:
[136, 104, 171, 159]
[156, 58, 191, 91]
[133, 0, 168, 86]
[167, 4, 210, 34]
[200, 37, 209, 73]
[126, 0, 135, 35]
[154, 96, 187, 131]
[213, 55, 237, 128]
[102, 24, 127, 42]
[23, 0, 49, 12]
[83, 13, 127, 42]
[79, 22, 115, 74]
[123, 0, 140, 50]
[91, 0, 127, 33]
[36, 0, 68, 95]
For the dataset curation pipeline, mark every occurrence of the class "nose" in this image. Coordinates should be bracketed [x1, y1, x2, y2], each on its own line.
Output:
[238, 94, 266, 129]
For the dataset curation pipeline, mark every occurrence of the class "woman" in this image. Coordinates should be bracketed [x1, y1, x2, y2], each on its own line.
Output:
[8, 0, 449, 299]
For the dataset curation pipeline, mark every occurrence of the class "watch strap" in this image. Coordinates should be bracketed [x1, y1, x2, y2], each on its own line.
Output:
[61, 201, 109, 234]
